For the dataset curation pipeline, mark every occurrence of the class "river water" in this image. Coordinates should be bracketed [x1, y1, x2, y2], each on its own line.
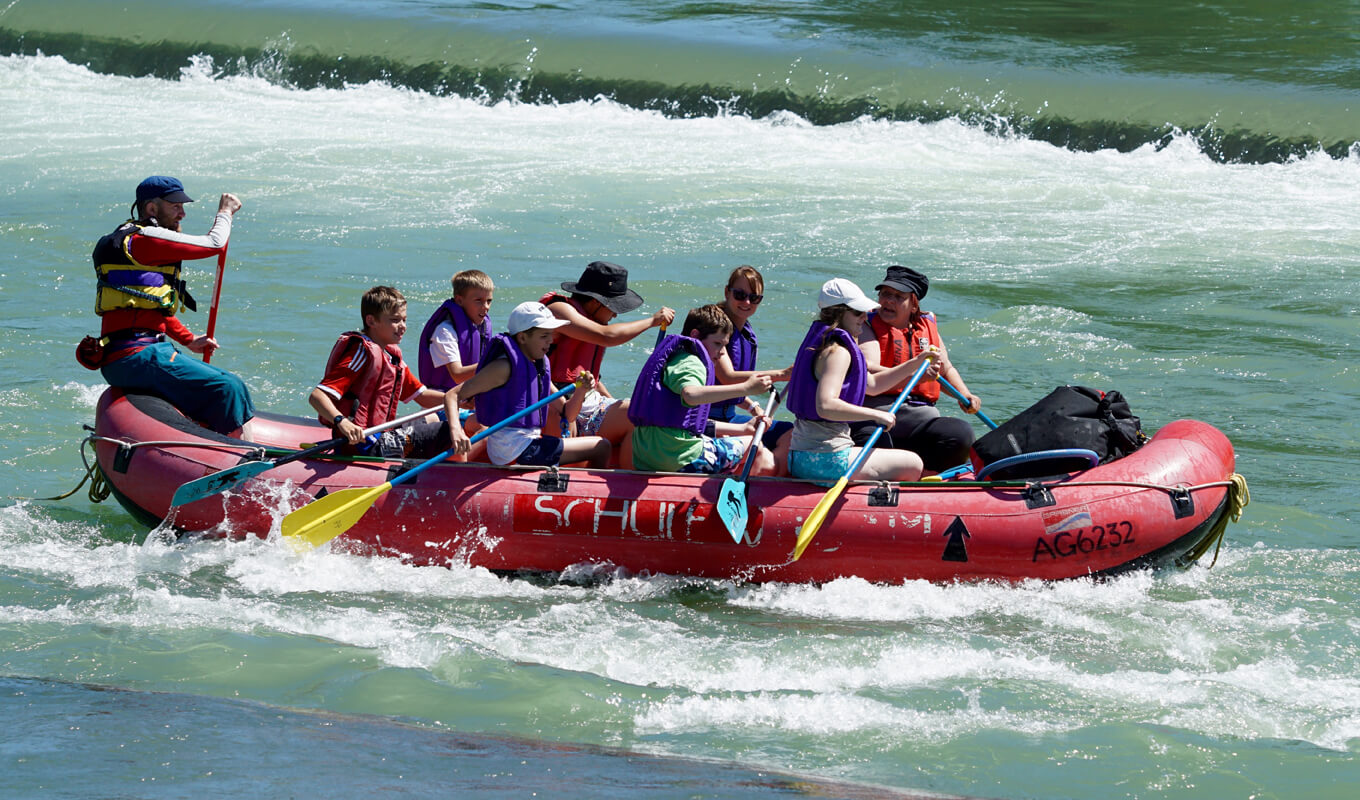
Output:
[1, 1, 1357, 797]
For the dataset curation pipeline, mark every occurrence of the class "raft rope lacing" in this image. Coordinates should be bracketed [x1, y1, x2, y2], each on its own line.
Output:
[43, 435, 1251, 569]
[1176, 472, 1250, 568]
[891, 472, 1250, 569]
[27, 432, 268, 504]
[56, 433, 1253, 504]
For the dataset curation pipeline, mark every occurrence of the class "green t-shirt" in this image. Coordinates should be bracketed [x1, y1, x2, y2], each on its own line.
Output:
[630, 351, 707, 472]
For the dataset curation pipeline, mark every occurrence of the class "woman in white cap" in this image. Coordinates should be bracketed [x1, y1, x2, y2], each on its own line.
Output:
[444, 301, 610, 469]
[784, 278, 939, 482]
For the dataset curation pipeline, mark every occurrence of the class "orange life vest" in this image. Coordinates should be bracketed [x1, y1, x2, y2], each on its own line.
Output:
[868, 310, 941, 403]
[539, 292, 605, 385]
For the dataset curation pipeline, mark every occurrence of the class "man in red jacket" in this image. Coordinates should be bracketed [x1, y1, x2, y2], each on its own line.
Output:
[91, 176, 254, 434]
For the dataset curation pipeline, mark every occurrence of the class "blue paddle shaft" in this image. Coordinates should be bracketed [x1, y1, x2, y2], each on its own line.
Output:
[383, 381, 579, 490]
[733, 390, 782, 483]
[844, 359, 933, 477]
[937, 376, 999, 430]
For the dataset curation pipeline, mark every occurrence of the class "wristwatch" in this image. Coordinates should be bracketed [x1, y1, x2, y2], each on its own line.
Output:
[332, 414, 348, 428]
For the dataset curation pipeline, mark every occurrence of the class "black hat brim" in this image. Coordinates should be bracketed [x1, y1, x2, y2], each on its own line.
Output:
[875, 279, 927, 299]
[560, 281, 645, 314]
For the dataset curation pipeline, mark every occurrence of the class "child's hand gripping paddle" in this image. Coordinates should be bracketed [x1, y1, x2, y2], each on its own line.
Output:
[717, 390, 782, 544]
[281, 378, 584, 549]
[171, 406, 442, 507]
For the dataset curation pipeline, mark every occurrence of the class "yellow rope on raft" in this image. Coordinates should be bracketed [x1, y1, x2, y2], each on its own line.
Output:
[26, 459, 95, 502]
[88, 462, 111, 503]
[23, 435, 125, 504]
[23, 449, 108, 503]
[1181, 472, 1250, 568]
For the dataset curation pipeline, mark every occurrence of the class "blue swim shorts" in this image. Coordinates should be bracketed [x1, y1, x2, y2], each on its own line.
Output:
[678, 435, 750, 475]
[516, 435, 566, 467]
[788, 448, 853, 482]
[574, 396, 618, 437]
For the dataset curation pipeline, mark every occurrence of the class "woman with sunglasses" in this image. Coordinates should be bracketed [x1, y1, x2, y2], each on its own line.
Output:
[711, 266, 795, 472]
[711, 266, 792, 423]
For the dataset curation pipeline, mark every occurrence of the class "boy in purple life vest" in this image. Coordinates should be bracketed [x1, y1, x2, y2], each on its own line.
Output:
[309, 286, 449, 458]
[417, 269, 494, 391]
[443, 301, 611, 468]
[627, 304, 776, 475]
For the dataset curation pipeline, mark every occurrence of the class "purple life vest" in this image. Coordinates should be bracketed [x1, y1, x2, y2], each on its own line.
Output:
[627, 334, 714, 437]
[711, 320, 757, 419]
[417, 298, 492, 391]
[785, 322, 867, 422]
[473, 333, 551, 429]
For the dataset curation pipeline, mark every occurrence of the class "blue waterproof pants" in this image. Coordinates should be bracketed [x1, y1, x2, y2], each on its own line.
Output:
[102, 342, 255, 434]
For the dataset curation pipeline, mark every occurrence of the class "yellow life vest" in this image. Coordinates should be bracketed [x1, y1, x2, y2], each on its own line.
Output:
[92, 222, 188, 315]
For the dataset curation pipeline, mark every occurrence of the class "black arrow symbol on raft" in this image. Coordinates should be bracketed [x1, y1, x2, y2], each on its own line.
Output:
[941, 517, 971, 562]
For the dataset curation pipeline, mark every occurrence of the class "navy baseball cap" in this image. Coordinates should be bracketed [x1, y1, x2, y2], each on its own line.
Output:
[135, 176, 194, 205]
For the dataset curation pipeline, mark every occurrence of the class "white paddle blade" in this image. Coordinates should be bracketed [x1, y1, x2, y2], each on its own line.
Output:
[171, 460, 273, 507]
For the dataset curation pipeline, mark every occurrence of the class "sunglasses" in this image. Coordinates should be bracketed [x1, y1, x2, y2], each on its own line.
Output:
[729, 287, 763, 304]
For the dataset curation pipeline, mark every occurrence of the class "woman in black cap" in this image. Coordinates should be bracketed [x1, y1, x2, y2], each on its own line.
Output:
[855, 265, 983, 473]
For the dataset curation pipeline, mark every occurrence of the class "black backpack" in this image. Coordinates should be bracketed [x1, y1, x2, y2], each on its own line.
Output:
[970, 386, 1146, 479]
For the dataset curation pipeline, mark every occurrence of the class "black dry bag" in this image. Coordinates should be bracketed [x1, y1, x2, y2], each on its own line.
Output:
[969, 385, 1145, 479]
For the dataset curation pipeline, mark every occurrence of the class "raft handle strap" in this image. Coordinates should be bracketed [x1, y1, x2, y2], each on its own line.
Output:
[236, 448, 269, 465]
[867, 483, 899, 507]
[537, 466, 570, 493]
[112, 442, 135, 473]
[1169, 487, 1195, 519]
[1022, 483, 1056, 509]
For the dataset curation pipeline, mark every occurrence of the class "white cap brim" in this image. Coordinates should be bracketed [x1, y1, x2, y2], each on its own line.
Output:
[509, 316, 570, 334]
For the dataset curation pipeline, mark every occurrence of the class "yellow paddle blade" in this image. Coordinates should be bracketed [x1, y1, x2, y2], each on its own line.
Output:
[792, 476, 848, 561]
[280, 482, 392, 549]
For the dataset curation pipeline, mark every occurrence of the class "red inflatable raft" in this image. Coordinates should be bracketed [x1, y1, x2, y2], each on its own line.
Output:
[90, 389, 1245, 583]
